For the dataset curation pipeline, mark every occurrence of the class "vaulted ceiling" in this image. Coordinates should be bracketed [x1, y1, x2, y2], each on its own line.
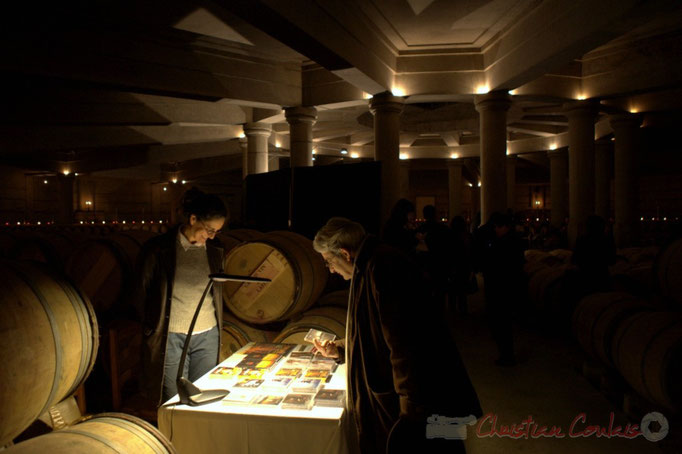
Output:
[1, 0, 681, 182]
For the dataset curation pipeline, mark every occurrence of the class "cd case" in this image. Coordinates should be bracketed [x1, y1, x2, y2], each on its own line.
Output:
[303, 329, 336, 344]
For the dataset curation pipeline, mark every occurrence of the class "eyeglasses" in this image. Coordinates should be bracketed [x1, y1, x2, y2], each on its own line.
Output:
[199, 221, 221, 236]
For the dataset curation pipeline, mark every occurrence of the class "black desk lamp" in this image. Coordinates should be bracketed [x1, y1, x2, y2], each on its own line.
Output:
[176, 272, 271, 406]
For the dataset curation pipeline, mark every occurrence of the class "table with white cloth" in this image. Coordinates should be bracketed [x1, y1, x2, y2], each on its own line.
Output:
[158, 342, 352, 454]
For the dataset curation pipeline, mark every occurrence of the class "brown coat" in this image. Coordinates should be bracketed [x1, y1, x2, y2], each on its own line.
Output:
[133, 225, 225, 405]
[345, 235, 482, 452]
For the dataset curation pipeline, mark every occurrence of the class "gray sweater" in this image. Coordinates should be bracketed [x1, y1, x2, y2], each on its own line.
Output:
[168, 231, 217, 333]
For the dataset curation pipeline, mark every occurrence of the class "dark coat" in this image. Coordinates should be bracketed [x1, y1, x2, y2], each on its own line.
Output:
[133, 225, 225, 405]
[345, 235, 482, 452]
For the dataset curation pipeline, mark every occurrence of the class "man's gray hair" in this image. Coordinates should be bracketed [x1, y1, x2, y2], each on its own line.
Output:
[313, 217, 366, 256]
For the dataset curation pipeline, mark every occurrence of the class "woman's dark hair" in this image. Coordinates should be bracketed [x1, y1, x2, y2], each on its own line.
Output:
[181, 187, 228, 221]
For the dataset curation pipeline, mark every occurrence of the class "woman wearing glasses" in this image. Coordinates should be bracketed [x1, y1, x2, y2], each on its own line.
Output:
[134, 187, 228, 404]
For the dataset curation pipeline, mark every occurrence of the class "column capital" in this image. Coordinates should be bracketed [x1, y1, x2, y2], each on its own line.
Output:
[369, 91, 404, 115]
[547, 148, 568, 159]
[243, 122, 272, 137]
[609, 113, 642, 131]
[594, 138, 614, 150]
[284, 106, 318, 125]
[474, 90, 512, 112]
[563, 100, 599, 118]
[506, 154, 518, 162]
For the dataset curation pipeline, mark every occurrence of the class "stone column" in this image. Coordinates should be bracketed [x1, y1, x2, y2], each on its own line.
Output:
[548, 148, 569, 228]
[239, 136, 248, 179]
[610, 114, 642, 248]
[594, 139, 613, 221]
[369, 92, 404, 227]
[399, 161, 410, 200]
[564, 100, 597, 247]
[471, 184, 481, 230]
[285, 106, 317, 167]
[506, 155, 517, 212]
[447, 160, 464, 220]
[244, 123, 271, 175]
[475, 91, 511, 224]
[55, 174, 75, 225]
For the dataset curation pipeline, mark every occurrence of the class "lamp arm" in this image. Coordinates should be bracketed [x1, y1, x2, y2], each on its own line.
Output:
[176, 279, 214, 385]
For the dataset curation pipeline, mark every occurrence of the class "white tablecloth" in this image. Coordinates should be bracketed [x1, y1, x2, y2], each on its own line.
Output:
[158, 343, 353, 454]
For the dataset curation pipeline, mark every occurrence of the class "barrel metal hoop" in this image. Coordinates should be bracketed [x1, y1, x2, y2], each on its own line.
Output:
[12, 265, 63, 418]
[98, 417, 166, 454]
[52, 276, 91, 396]
[636, 317, 681, 402]
[59, 427, 128, 453]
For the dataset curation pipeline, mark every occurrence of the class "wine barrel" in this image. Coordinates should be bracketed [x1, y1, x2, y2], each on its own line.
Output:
[654, 238, 682, 308]
[220, 312, 280, 361]
[0, 260, 98, 446]
[572, 292, 651, 366]
[223, 231, 328, 324]
[65, 234, 144, 320]
[222, 228, 263, 242]
[11, 232, 74, 271]
[612, 311, 682, 411]
[3, 413, 176, 454]
[274, 306, 347, 344]
[315, 289, 350, 308]
[528, 264, 572, 309]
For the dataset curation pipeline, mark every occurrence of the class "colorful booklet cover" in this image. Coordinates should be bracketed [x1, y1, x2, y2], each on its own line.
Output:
[281, 393, 314, 410]
[209, 366, 240, 378]
[237, 368, 265, 380]
[314, 389, 346, 407]
[275, 367, 302, 378]
[291, 377, 323, 393]
[309, 358, 337, 370]
[304, 368, 330, 379]
[253, 395, 284, 407]
[234, 378, 265, 389]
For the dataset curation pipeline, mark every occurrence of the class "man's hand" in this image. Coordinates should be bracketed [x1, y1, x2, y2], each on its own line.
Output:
[312, 339, 340, 359]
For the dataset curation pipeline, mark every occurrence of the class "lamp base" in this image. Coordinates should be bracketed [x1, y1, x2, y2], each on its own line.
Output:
[177, 377, 229, 406]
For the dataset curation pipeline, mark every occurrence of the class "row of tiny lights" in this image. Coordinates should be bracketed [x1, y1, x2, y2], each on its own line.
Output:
[3, 220, 168, 226]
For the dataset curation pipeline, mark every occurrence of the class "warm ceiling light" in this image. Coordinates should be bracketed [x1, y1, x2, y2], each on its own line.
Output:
[238, 132, 246, 139]
[181, 180, 186, 184]
[476, 85, 490, 94]
[340, 148, 348, 155]
[450, 153, 459, 159]
[350, 152, 359, 159]
[549, 144, 557, 150]
[508, 89, 517, 95]
[399, 153, 408, 160]
[122, 220, 126, 224]
[163, 187, 167, 191]
[43, 180, 48, 184]
[312, 148, 317, 155]
[171, 178, 178, 184]
[576, 94, 586, 100]
[85, 201, 92, 206]
[63, 170, 71, 176]
[477, 182, 481, 187]
[362, 92, 373, 99]
[467, 182, 473, 187]
[275, 142, 281, 148]
[391, 86, 406, 97]
[74, 173, 79, 176]
[629, 107, 639, 113]
[312, 157, 316, 161]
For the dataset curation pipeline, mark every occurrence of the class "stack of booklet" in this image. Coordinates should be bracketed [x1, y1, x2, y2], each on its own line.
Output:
[313, 389, 346, 408]
[281, 393, 314, 410]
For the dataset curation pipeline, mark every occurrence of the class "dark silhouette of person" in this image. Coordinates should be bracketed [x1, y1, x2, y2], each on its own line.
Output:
[313, 217, 482, 453]
[572, 215, 616, 294]
[478, 212, 525, 366]
[382, 198, 418, 257]
[416, 205, 454, 309]
[448, 216, 475, 314]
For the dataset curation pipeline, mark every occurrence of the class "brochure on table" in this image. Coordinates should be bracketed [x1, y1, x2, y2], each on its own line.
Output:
[163, 342, 346, 420]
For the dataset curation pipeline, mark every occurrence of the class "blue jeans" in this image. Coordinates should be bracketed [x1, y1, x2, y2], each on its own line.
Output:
[163, 326, 219, 402]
